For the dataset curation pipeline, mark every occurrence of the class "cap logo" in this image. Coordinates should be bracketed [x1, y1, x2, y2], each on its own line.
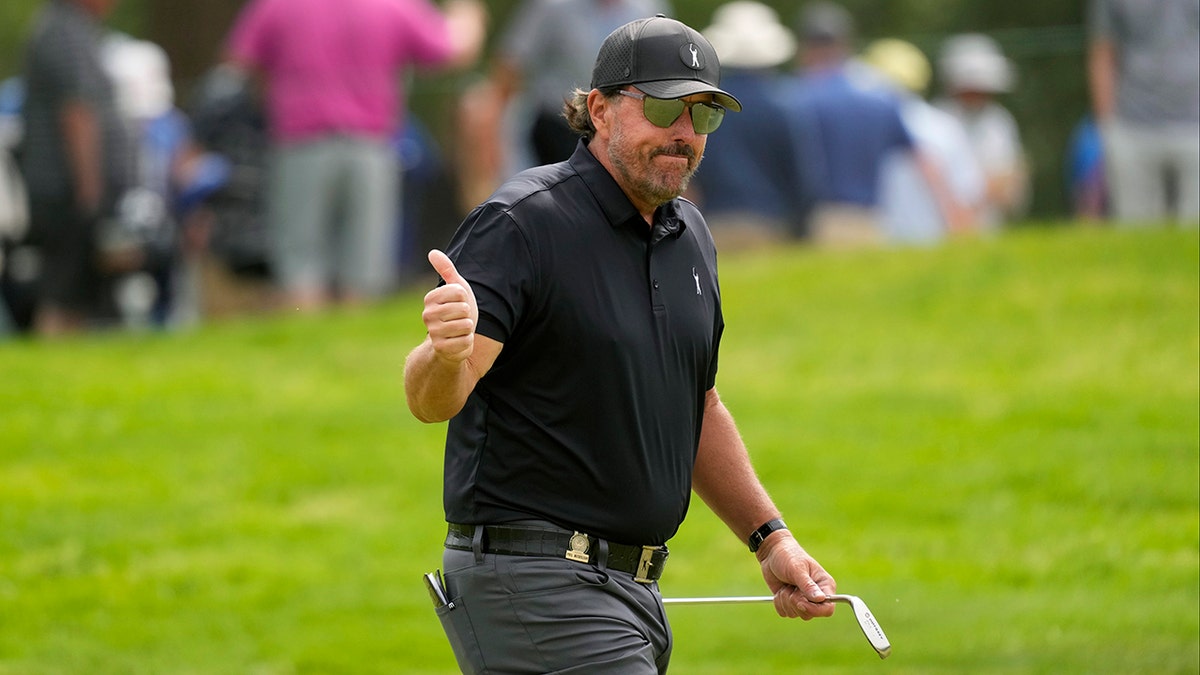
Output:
[681, 43, 703, 70]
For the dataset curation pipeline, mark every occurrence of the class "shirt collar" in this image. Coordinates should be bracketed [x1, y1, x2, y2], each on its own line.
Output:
[568, 140, 688, 241]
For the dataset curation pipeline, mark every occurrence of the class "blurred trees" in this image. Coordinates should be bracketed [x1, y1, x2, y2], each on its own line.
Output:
[0, 0, 1089, 218]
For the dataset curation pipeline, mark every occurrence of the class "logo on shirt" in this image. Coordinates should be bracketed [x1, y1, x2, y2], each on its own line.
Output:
[681, 43, 704, 71]
[692, 267, 702, 296]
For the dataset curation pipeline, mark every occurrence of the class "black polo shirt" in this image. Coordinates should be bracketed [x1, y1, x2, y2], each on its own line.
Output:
[441, 141, 724, 545]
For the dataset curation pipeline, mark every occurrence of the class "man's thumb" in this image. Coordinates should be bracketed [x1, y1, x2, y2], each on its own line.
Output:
[428, 249, 466, 286]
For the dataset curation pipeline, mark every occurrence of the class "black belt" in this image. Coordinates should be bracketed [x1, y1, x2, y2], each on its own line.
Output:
[445, 523, 669, 584]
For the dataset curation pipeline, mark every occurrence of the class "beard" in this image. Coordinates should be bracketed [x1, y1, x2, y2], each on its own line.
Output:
[606, 117, 702, 208]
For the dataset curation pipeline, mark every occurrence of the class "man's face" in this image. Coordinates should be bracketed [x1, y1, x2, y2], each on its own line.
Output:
[593, 87, 711, 214]
[953, 89, 993, 111]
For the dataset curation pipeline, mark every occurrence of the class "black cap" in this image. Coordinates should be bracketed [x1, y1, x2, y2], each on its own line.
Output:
[591, 15, 742, 112]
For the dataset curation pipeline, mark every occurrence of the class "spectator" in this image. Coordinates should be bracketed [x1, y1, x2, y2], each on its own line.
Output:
[694, 0, 806, 247]
[0, 77, 29, 336]
[1088, 0, 1199, 224]
[457, 0, 669, 210]
[862, 38, 983, 244]
[101, 34, 231, 328]
[493, 0, 671, 168]
[224, 0, 486, 312]
[185, 63, 276, 321]
[782, 2, 966, 246]
[19, 0, 132, 336]
[1065, 115, 1108, 221]
[0, 78, 28, 253]
[936, 33, 1029, 228]
[391, 112, 466, 286]
[0, 292, 11, 338]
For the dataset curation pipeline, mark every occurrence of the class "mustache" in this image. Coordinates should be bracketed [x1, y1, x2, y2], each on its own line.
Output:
[651, 144, 697, 160]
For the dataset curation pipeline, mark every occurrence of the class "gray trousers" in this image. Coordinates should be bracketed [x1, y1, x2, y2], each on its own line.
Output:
[267, 136, 399, 298]
[1102, 120, 1200, 223]
[437, 546, 673, 674]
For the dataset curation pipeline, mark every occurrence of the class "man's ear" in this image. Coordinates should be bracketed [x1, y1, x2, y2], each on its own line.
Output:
[587, 89, 611, 137]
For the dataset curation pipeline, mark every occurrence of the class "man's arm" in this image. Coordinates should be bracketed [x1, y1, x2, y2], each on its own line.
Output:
[914, 149, 977, 235]
[691, 388, 837, 619]
[1087, 37, 1118, 123]
[404, 249, 502, 423]
[442, 0, 488, 69]
[60, 100, 103, 216]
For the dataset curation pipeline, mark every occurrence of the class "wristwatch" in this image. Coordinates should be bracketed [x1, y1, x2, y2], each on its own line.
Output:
[747, 518, 788, 553]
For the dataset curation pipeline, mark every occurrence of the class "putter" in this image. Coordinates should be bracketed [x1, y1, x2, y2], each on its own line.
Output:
[661, 592, 891, 659]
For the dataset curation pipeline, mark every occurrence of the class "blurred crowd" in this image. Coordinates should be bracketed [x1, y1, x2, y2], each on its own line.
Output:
[0, 0, 1196, 339]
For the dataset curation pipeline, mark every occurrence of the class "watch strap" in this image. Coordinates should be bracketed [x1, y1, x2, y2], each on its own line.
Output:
[748, 518, 788, 553]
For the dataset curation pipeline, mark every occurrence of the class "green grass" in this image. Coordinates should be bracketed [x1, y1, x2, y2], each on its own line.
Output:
[1, 225, 1197, 674]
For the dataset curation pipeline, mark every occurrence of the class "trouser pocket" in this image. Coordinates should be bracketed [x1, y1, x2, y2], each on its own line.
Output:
[435, 596, 487, 674]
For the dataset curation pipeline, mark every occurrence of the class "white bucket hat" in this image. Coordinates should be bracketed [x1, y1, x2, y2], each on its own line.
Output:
[939, 33, 1014, 94]
[703, 1, 797, 70]
[103, 34, 175, 120]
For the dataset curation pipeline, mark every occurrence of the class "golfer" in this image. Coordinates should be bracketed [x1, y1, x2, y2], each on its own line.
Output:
[404, 15, 836, 673]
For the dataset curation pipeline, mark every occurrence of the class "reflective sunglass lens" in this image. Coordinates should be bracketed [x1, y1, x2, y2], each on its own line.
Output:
[643, 97, 686, 128]
[626, 91, 727, 134]
[692, 104, 725, 134]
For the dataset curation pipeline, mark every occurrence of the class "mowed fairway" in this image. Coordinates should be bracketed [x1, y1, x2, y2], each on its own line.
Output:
[1, 225, 1196, 674]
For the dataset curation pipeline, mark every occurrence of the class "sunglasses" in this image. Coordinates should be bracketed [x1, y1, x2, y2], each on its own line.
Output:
[618, 90, 727, 134]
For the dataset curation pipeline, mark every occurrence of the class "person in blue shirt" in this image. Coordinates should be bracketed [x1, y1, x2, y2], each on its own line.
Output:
[783, 1, 910, 246]
[780, 2, 970, 246]
[692, 1, 809, 246]
[1066, 116, 1107, 221]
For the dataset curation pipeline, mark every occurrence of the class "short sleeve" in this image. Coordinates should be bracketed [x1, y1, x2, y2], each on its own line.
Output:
[226, 0, 280, 67]
[390, 0, 454, 67]
[444, 204, 536, 344]
[1088, 0, 1115, 41]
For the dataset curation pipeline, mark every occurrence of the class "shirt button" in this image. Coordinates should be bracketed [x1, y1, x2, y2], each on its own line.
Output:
[652, 279, 660, 290]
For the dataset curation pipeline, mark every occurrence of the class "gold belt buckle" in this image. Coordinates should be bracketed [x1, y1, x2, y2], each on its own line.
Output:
[634, 545, 660, 584]
[565, 531, 592, 563]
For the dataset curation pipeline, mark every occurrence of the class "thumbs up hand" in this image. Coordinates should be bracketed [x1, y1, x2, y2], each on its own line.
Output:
[423, 249, 479, 364]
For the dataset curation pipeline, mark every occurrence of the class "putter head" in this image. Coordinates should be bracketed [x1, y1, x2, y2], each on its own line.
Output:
[827, 593, 891, 659]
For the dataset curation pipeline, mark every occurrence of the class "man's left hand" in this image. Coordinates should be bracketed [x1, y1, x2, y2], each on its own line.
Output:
[756, 530, 837, 619]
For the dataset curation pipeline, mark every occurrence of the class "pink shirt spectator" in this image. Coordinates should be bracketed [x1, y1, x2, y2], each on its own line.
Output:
[227, 0, 455, 142]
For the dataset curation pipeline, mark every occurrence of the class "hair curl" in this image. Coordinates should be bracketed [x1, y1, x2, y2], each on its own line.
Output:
[561, 87, 621, 141]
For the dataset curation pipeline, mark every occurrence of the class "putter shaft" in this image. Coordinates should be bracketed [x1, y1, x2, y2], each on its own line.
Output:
[662, 592, 891, 659]
[661, 595, 774, 605]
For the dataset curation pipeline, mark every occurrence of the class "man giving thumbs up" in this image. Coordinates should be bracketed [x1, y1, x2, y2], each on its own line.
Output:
[403, 15, 837, 674]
